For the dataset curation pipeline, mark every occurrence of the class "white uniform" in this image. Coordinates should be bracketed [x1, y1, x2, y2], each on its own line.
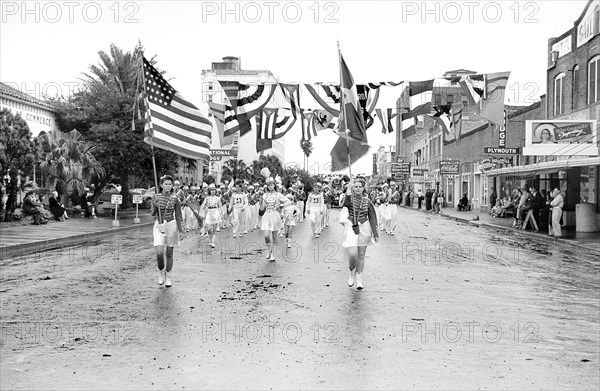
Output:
[260, 192, 287, 232]
[306, 192, 325, 234]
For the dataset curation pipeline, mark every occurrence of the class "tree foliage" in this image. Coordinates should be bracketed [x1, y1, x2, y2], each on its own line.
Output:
[51, 43, 180, 208]
[0, 109, 35, 221]
[38, 129, 105, 201]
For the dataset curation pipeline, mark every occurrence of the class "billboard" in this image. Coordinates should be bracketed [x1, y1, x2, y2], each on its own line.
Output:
[523, 120, 598, 156]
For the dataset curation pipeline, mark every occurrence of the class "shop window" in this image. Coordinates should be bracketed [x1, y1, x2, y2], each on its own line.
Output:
[554, 73, 565, 116]
[588, 56, 599, 104]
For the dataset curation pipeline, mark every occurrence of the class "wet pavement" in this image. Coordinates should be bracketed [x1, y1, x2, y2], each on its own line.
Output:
[1, 208, 598, 389]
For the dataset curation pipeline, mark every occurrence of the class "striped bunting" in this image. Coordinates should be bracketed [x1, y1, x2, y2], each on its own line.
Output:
[375, 108, 400, 134]
[142, 56, 212, 160]
[452, 107, 463, 141]
[303, 84, 341, 116]
[217, 81, 277, 137]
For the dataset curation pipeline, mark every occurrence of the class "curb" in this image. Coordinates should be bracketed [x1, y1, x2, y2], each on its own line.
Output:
[400, 206, 600, 255]
[1, 221, 155, 260]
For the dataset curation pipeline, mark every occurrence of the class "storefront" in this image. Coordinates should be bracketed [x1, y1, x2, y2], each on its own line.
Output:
[487, 158, 600, 228]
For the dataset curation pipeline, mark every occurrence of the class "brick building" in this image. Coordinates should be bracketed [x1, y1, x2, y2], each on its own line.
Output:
[487, 0, 600, 228]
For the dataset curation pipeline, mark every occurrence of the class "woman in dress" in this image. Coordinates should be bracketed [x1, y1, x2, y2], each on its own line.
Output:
[49, 190, 69, 221]
[340, 177, 379, 290]
[200, 184, 222, 248]
[306, 182, 325, 238]
[260, 177, 288, 261]
[151, 175, 184, 288]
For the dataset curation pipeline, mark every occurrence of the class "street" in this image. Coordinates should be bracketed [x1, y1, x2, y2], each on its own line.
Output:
[1, 208, 599, 390]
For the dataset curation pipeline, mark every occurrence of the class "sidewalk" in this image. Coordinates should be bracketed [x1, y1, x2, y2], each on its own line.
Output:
[0, 212, 155, 259]
[400, 202, 600, 254]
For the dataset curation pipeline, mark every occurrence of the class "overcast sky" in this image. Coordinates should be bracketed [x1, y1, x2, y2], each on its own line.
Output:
[1, 0, 588, 174]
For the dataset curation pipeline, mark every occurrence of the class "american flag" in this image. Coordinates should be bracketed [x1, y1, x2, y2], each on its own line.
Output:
[142, 56, 212, 160]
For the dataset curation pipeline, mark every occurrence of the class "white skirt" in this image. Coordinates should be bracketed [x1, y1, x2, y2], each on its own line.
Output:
[260, 209, 283, 232]
[339, 207, 376, 248]
[204, 208, 221, 225]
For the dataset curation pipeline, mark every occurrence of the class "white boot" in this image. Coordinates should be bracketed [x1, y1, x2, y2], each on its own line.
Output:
[355, 273, 363, 290]
[165, 271, 172, 287]
[348, 269, 356, 287]
[158, 269, 165, 285]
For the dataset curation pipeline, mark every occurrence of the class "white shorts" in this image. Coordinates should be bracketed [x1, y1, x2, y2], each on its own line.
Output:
[153, 219, 179, 247]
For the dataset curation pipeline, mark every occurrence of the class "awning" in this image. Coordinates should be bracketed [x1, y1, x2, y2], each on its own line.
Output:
[486, 157, 600, 177]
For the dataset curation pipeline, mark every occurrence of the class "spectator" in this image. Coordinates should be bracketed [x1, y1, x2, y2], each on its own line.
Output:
[22, 191, 48, 225]
[549, 188, 564, 237]
[49, 191, 69, 221]
[425, 190, 432, 210]
[516, 187, 531, 228]
[457, 193, 469, 211]
[529, 186, 543, 227]
[416, 189, 424, 209]
[489, 187, 497, 210]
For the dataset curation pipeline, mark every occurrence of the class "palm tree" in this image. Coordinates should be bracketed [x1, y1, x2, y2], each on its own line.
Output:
[222, 159, 249, 182]
[84, 43, 141, 94]
[250, 155, 284, 180]
[39, 129, 105, 203]
[300, 139, 313, 170]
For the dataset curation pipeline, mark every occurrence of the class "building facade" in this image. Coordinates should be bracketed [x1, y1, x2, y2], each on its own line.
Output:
[487, 0, 599, 228]
[200, 56, 285, 184]
[0, 82, 58, 138]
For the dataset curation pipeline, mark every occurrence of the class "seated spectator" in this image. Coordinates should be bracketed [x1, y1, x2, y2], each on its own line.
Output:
[497, 197, 515, 218]
[457, 193, 469, 211]
[22, 191, 48, 225]
[49, 191, 69, 221]
[490, 199, 503, 217]
[69, 189, 97, 218]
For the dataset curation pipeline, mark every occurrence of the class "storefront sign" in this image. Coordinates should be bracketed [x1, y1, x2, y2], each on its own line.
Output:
[551, 35, 572, 58]
[577, 4, 598, 47]
[372, 154, 378, 175]
[498, 110, 507, 147]
[440, 161, 459, 175]
[412, 168, 428, 176]
[481, 157, 512, 172]
[210, 149, 237, 157]
[484, 147, 519, 155]
[391, 163, 411, 174]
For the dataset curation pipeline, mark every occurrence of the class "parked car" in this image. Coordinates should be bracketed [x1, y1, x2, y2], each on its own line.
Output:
[97, 187, 151, 211]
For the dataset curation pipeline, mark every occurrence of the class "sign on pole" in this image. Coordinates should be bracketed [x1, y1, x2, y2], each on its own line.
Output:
[111, 194, 122, 227]
[132, 194, 142, 224]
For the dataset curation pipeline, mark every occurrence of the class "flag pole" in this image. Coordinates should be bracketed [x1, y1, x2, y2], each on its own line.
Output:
[337, 41, 353, 180]
[139, 51, 162, 223]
